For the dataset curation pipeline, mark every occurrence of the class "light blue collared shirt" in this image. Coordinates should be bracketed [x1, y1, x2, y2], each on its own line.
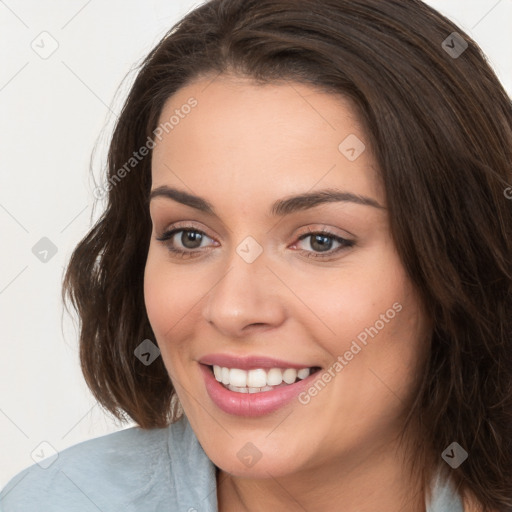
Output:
[0, 414, 464, 511]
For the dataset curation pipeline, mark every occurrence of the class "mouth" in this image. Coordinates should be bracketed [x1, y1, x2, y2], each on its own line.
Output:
[199, 362, 323, 416]
[207, 364, 322, 393]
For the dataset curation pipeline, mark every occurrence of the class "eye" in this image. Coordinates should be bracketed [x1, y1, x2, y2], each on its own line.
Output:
[155, 224, 355, 260]
[156, 225, 216, 258]
[293, 229, 355, 259]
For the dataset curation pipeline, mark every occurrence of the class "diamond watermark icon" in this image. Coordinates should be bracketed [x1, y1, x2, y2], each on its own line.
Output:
[236, 236, 263, 264]
[442, 32, 468, 59]
[338, 134, 366, 161]
[134, 339, 161, 366]
[31, 441, 59, 469]
[441, 442, 468, 468]
[32, 237, 58, 263]
[31, 31, 59, 59]
[237, 442, 263, 468]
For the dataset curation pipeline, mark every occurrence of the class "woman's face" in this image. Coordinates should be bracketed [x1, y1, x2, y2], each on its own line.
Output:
[144, 74, 430, 478]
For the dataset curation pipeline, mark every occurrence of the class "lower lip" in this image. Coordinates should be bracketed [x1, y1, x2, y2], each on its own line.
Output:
[199, 363, 320, 417]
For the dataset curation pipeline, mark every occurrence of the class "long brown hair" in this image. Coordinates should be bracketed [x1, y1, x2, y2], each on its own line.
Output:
[61, 0, 512, 510]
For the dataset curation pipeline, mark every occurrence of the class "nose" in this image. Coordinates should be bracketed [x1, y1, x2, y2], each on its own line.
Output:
[202, 248, 287, 338]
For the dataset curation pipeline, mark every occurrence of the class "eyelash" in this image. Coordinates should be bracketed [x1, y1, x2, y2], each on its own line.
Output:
[155, 224, 355, 260]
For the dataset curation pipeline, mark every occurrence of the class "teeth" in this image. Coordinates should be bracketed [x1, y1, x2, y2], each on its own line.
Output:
[229, 368, 247, 387]
[212, 365, 314, 391]
[247, 369, 267, 388]
[227, 384, 276, 393]
[213, 365, 222, 381]
[282, 368, 297, 384]
[297, 368, 310, 379]
[266, 368, 283, 386]
[227, 384, 249, 393]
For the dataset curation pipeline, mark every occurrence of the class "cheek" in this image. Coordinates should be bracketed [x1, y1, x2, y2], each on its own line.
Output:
[143, 258, 193, 380]
[312, 249, 427, 393]
[143, 251, 194, 344]
[309, 251, 406, 340]
[143, 254, 167, 332]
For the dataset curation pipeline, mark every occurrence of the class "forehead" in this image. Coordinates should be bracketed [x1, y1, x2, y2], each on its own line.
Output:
[150, 75, 383, 207]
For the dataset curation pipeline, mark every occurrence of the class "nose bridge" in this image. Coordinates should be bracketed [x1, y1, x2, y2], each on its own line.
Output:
[202, 237, 286, 336]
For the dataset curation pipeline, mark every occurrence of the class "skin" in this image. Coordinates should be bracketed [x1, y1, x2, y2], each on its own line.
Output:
[144, 74, 434, 512]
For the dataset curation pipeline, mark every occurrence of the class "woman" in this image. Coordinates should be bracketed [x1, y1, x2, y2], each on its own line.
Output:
[1, 0, 510, 511]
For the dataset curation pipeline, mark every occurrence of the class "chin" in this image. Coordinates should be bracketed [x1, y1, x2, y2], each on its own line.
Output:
[205, 439, 311, 479]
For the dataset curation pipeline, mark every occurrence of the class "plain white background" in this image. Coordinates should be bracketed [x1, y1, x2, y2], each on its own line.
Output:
[0, 0, 511, 489]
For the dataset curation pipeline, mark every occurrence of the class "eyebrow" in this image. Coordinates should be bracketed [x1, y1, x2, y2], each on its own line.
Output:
[148, 185, 385, 216]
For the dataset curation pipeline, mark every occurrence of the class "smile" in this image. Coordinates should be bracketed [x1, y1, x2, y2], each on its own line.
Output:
[212, 365, 319, 393]
[199, 363, 322, 416]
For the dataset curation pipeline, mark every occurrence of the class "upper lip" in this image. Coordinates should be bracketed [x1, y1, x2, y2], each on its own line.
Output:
[199, 353, 319, 370]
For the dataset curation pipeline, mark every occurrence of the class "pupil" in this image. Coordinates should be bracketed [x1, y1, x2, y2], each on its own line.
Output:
[182, 231, 202, 249]
[312, 234, 332, 252]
